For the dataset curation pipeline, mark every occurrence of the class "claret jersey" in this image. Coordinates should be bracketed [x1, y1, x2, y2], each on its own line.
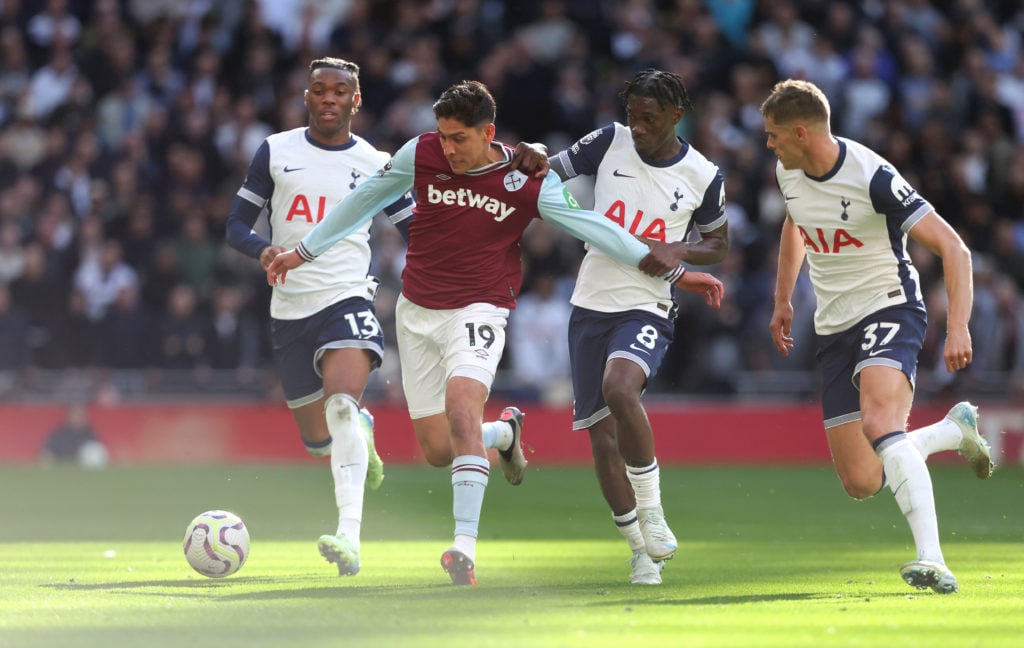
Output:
[300, 131, 666, 311]
[776, 137, 932, 335]
[552, 123, 726, 317]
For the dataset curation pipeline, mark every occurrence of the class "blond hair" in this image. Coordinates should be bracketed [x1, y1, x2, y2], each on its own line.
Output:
[760, 79, 831, 127]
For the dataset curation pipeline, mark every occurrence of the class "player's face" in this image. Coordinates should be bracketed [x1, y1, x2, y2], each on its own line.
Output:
[436, 117, 495, 174]
[304, 67, 361, 143]
[764, 116, 802, 170]
[625, 95, 682, 161]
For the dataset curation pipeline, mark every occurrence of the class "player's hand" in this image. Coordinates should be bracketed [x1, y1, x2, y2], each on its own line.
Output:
[266, 249, 305, 286]
[258, 245, 286, 272]
[769, 302, 795, 356]
[676, 271, 724, 309]
[942, 325, 973, 373]
[637, 240, 680, 276]
[510, 142, 549, 178]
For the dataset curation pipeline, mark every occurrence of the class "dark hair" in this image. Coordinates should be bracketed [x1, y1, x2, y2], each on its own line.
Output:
[308, 57, 360, 91]
[432, 80, 496, 127]
[620, 69, 693, 112]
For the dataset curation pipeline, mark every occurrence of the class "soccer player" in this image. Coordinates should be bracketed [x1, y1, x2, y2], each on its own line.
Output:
[267, 80, 724, 585]
[225, 57, 413, 577]
[761, 79, 994, 594]
[546, 69, 728, 585]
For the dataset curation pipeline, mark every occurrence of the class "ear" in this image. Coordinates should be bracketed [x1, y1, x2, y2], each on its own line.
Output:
[353, 91, 362, 113]
[484, 122, 496, 142]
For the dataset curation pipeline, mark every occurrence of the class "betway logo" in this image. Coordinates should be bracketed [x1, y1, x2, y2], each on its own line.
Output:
[426, 185, 516, 222]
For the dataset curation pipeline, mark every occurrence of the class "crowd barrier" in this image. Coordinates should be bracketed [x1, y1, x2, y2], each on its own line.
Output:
[2, 401, 1021, 466]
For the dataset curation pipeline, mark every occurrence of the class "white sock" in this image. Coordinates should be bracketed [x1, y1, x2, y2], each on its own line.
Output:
[908, 417, 962, 458]
[482, 419, 513, 452]
[626, 460, 661, 510]
[875, 432, 944, 564]
[613, 509, 645, 553]
[451, 455, 489, 562]
[325, 394, 368, 545]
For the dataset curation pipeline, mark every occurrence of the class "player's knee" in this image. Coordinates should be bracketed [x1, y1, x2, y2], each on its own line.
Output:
[421, 444, 453, 467]
[838, 472, 881, 500]
[601, 382, 639, 413]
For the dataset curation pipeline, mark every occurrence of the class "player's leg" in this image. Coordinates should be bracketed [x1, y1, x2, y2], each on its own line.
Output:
[271, 316, 365, 575]
[317, 346, 374, 575]
[303, 299, 385, 575]
[437, 303, 511, 585]
[570, 307, 668, 581]
[602, 316, 677, 562]
[588, 416, 661, 584]
[860, 365, 957, 593]
[860, 305, 956, 592]
[395, 295, 455, 467]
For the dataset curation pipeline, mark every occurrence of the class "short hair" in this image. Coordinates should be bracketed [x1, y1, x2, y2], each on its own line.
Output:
[432, 80, 496, 128]
[620, 69, 693, 112]
[308, 57, 360, 91]
[760, 79, 830, 126]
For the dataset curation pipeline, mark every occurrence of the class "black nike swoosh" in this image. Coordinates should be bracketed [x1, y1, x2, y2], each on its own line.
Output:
[613, 169, 635, 178]
[284, 166, 305, 173]
[784, 194, 798, 201]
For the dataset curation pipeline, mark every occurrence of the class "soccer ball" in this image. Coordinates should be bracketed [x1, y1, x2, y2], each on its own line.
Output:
[183, 510, 250, 578]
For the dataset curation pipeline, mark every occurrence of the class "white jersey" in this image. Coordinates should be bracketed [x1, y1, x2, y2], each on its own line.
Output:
[234, 128, 412, 319]
[552, 123, 726, 317]
[777, 137, 932, 335]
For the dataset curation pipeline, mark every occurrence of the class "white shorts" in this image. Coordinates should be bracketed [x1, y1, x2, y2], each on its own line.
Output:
[396, 294, 509, 419]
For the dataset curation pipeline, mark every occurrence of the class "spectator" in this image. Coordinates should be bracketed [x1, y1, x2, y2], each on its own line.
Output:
[73, 237, 138, 323]
[38, 402, 109, 469]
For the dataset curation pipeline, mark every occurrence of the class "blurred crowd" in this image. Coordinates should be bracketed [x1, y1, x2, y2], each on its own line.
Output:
[1, 0, 1023, 405]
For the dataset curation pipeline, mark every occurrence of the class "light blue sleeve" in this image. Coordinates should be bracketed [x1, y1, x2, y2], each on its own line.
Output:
[535, 173, 649, 267]
[300, 137, 418, 258]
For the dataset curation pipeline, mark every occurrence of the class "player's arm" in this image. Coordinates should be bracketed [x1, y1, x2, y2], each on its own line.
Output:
[535, 173, 686, 284]
[548, 124, 616, 183]
[509, 142, 549, 178]
[908, 211, 974, 372]
[225, 141, 284, 271]
[383, 193, 415, 245]
[639, 171, 729, 273]
[267, 138, 418, 284]
[769, 213, 806, 356]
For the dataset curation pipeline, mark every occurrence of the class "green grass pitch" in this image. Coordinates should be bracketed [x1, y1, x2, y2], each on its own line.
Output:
[0, 462, 1021, 647]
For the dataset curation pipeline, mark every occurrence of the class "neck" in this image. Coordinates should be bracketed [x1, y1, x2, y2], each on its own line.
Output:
[309, 125, 352, 147]
[804, 135, 840, 177]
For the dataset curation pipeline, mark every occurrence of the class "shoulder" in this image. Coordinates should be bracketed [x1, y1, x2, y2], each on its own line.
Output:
[676, 140, 720, 178]
[265, 127, 306, 148]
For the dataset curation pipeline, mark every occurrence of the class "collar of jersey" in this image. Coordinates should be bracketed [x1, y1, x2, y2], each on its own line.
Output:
[637, 137, 689, 168]
[804, 138, 846, 182]
[303, 128, 359, 152]
[464, 142, 512, 175]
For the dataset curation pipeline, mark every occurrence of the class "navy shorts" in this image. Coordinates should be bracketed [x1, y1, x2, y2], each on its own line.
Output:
[569, 306, 675, 430]
[271, 297, 384, 408]
[817, 304, 927, 428]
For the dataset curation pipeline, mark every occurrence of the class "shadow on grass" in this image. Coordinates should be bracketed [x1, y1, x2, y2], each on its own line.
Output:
[41, 577, 513, 600]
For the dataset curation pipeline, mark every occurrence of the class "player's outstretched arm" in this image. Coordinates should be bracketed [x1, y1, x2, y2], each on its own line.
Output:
[536, 174, 684, 281]
[676, 270, 724, 308]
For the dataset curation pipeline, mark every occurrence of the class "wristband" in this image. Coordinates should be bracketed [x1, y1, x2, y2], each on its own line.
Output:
[663, 264, 686, 283]
[296, 241, 317, 263]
